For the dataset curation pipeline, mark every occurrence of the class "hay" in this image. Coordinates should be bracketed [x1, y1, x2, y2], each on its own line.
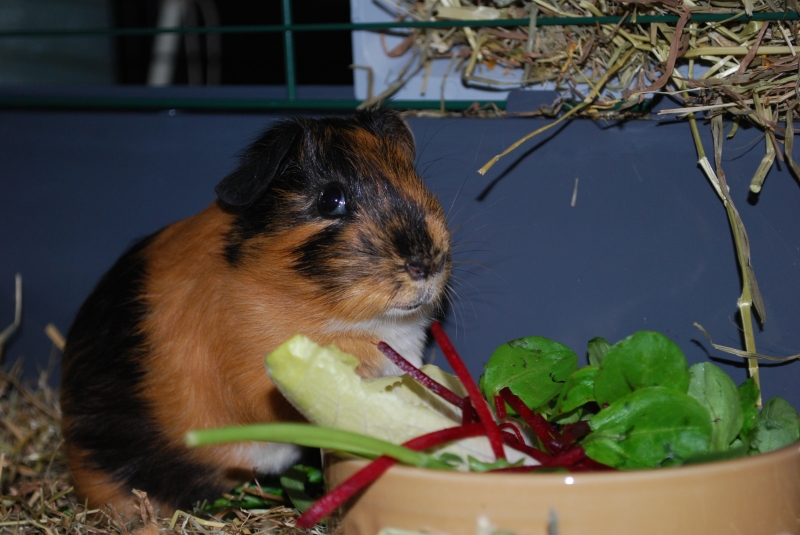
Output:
[0, 361, 324, 534]
[377, 0, 800, 112]
[373, 0, 800, 183]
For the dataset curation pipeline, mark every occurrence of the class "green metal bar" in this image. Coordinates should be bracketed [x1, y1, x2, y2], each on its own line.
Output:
[282, 0, 296, 101]
[0, 96, 506, 112]
[1, 12, 799, 39]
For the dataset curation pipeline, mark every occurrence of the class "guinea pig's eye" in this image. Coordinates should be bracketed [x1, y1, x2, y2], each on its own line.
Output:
[317, 184, 347, 218]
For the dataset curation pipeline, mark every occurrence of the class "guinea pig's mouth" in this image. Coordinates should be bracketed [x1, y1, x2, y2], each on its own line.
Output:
[387, 283, 445, 316]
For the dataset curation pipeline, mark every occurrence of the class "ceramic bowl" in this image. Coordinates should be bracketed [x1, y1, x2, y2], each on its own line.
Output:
[324, 443, 800, 535]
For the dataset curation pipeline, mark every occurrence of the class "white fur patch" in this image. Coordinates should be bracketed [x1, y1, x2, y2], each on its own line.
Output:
[372, 316, 428, 374]
[241, 442, 303, 475]
[323, 308, 433, 376]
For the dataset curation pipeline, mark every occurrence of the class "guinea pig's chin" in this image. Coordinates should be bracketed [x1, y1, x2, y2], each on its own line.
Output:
[385, 300, 435, 318]
[385, 282, 446, 318]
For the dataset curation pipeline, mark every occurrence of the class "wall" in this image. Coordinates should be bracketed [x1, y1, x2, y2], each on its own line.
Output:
[2, 106, 799, 410]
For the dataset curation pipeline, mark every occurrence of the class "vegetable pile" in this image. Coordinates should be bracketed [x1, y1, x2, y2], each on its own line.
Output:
[482, 329, 799, 469]
[185, 324, 800, 528]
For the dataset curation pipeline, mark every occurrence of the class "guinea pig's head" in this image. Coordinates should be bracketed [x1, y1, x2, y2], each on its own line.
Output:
[216, 108, 451, 325]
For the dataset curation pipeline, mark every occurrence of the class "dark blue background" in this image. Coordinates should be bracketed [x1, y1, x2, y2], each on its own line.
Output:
[2, 103, 799, 407]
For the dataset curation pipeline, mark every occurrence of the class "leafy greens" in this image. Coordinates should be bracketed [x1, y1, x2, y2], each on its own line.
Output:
[482, 330, 799, 468]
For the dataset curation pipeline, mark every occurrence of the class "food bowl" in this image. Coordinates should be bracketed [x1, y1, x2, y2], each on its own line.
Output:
[324, 443, 800, 535]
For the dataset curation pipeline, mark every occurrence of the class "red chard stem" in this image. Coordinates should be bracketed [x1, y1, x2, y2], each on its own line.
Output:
[501, 434, 552, 464]
[559, 420, 591, 447]
[494, 395, 507, 419]
[403, 422, 486, 450]
[572, 457, 616, 472]
[296, 423, 486, 528]
[543, 445, 586, 468]
[499, 387, 564, 454]
[296, 455, 396, 528]
[461, 399, 477, 425]
[377, 341, 465, 408]
[431, 321, 506, 460]
[498, 422, 524, 445]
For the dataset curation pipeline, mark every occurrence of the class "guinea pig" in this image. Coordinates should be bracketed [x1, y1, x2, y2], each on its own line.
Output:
[60, 108, 452, 516]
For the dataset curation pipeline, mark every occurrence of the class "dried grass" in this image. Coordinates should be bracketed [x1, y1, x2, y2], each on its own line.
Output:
[373, 0, 800, 182]
[378, 0, 800, 112]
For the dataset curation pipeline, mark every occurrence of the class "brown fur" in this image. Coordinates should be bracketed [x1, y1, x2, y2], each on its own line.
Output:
[65, 445, 148, 518]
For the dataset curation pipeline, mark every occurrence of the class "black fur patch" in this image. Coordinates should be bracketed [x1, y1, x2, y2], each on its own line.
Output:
[222, 192, 285, 266]
[389, 209, 434, 262]
[219, 109, 414, 268]
[61, 232, 226, 508]
[292, 223, 348, 285]
[215, 122, 302, 208]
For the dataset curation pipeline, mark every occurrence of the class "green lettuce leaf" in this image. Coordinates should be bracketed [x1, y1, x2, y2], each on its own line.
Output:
[583, 386, 712, 469]
[479, 336, 578, 413]
[748, 397, 800, 454]
[587, 337, 612, 366]
[553, 365, 599, 416]
[687, 362, 743, 452]
[594, 331, 690, 406]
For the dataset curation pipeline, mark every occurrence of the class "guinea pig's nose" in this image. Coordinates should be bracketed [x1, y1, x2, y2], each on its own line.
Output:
[405, 259, 429, 281]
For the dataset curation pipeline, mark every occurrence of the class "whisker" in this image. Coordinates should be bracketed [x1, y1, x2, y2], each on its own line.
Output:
[441, 285, 464, 338]
[446, 284, 476, 324]
[450, 270, 488, 280]
[414, 121, 457, 170]
[448, 196, 503, 232]
[446, 173, 470, 222]
[451, 248, 494, 256]
[452, 259, 497, 268]
[448, 207, 495, 236]
[451, 235, 495, 249]
[450, 223, 493, 242]
[418, 153, 464, 178]
[448, 276, 491, 306]
[453, 262, 505, 281]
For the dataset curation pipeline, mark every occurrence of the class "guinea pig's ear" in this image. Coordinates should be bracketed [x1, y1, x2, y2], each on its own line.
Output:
[215, 121, 303, 207]
[359, 108, 416, 161]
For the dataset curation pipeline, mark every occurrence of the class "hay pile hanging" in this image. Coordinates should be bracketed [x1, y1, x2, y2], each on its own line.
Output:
[374, 0, 800, 188]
